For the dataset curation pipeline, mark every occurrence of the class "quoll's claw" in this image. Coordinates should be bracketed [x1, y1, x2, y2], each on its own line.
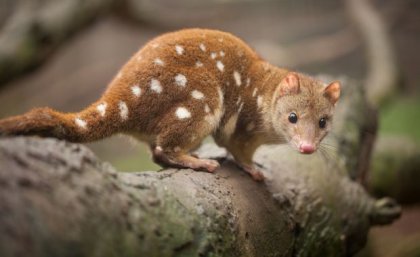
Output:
[240, 165, 265, 182]
[202, 159, 220, 173]
[182, 157, 220, 173]
[249, 170, 265, 182]
[152, 146, 220, 173]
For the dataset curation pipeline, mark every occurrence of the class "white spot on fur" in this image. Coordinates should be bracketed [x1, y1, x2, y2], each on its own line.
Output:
[175, 107, 191, 119]
[154, 58, 164, 66]
[136, 55, 142, 61]
[199, 43, 206, 52]
[204, 104, 210, 113]
[75, 118, 87, 129]
[236, 97, 241, 106]
[246, 122, 255, 132]
[252, 88, 258, 97]
[205, 88, 224, 129]
[216, 61, 224, 72]
[174, 146, 181, 152]
[191, 90, 204, 100]
[191, 135, 197, 142]
[96, 103, 107, 117]
[219, 51, 225, 57]
[210, 52, 217, 59]
[204, 109, 222, 128]
[131, 85, 141, 97]
[175, 74, 187, 87]
[223, 114, 238, 139]
[257, 96, 263, 107]
[151, 43, 159, 48]
[205, 114, 217, 127]
[195, 61, 203, 68]
[238, 102, 244, 113]
[263, 63, 270, 71]
[119, 101, 129, 120]
[150, 79, 162, 93]
[217, 87, 224, 106]
[233, 71, 241, 86]
[175, 45, 184, 55]
[246, 78, 251, 87]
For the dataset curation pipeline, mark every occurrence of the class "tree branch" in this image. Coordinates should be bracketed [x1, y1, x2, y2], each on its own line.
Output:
[0, 0, 115, 85]
[0, 76, 400, 257]
[345, 0, 400, 106]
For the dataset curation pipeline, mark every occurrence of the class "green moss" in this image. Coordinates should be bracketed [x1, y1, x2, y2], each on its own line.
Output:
[113, 151, 160, 172]
[379, 96, 420, 142]
[369, 136, 420, 203]
[110, 137, 214, 172]
[369, 152, 399, 198]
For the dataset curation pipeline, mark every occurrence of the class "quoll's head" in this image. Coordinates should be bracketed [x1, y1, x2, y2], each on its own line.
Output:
[272, 72, 341, 154]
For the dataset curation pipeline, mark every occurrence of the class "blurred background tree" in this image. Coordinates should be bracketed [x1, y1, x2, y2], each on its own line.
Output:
[0, 0, 419, 256]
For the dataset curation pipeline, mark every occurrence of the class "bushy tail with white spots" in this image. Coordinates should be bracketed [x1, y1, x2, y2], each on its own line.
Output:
[0, 103, 122, 142]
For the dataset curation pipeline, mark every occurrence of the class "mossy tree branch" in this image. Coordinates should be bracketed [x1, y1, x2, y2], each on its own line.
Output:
[0, 77, 400, 257]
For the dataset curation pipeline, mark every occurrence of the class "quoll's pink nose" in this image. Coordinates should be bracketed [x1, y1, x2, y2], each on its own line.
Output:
[299, 143, 315, 154]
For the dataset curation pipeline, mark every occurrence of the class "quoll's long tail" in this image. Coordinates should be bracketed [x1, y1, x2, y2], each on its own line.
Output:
[0, 99, 125, 143]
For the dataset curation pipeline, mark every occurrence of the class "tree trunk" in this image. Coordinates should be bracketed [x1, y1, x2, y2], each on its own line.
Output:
[0, 77, 400, 257]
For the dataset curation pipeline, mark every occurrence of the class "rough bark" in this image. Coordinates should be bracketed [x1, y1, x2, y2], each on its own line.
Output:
[0, 77, 400, 257]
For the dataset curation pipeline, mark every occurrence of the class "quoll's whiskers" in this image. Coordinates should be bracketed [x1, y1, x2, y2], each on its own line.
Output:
[318, 143, 341, 169]
[318, 147, 333, 166]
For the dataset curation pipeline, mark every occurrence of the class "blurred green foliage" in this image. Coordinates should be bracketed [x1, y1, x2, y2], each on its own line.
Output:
[112, 146, 160, 172]
[379, 96, 420, 142]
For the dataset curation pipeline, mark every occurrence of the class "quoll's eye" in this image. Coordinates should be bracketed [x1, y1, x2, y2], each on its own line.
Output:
[319, 118, 327, 128]
[288, 112, 298, 124]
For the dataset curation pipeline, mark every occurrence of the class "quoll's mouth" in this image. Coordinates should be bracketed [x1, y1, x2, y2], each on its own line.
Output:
[299, 149, 315, 154]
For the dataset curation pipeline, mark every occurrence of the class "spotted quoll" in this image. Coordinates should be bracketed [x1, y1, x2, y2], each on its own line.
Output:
[0, 28, 340, 181]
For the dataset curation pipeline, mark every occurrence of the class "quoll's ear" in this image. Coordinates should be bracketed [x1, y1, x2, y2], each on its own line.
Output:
[324, 81, 341, 105]
[278, 72, 300, 96]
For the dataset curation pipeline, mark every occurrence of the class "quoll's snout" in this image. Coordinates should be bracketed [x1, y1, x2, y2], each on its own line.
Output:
[299, 142, 316, 154]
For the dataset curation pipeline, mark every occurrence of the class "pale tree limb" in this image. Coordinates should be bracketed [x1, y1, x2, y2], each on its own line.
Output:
[254, 28, 360, 68]
[345, 0, 400, 106]
[0, 0, 115, 85]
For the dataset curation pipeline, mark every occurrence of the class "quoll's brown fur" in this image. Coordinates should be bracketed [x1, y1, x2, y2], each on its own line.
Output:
[0, 29, 340, 181]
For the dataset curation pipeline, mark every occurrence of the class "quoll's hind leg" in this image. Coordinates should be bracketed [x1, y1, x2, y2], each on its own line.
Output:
[152, 146, 219, 172]
[222, 137, 264, 181]
[144, 67, 223, 172]
[151, 110, 221, 173]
